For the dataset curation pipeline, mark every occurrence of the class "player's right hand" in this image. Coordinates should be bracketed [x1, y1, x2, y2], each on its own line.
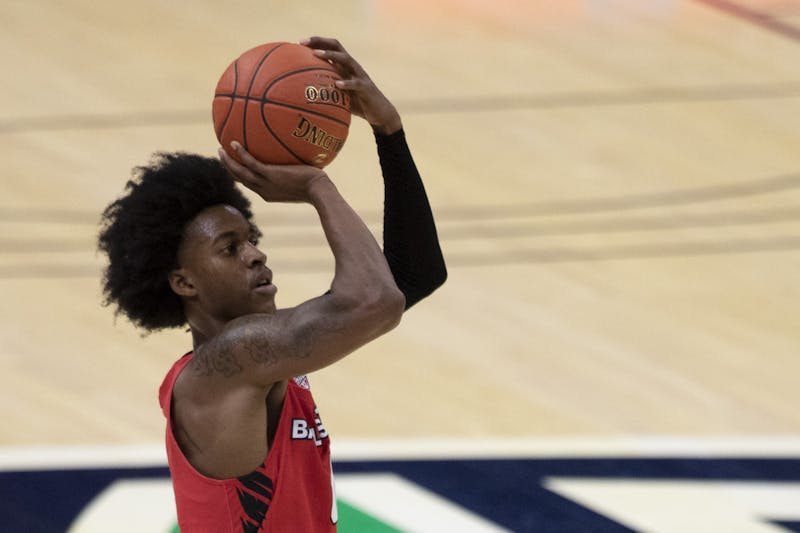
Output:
[302, 36, 402, 136]
[219, 141, 329, 203]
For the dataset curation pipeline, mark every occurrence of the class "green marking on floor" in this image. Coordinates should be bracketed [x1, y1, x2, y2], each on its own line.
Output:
[165, 499, 404, 533]
[337, 499, 405, 533]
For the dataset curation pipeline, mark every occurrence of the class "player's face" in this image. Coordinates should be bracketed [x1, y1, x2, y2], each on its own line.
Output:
[178, 204, 277, 321]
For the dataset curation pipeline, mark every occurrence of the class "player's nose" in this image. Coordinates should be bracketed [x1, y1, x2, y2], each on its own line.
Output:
[244, 242, 267, 267]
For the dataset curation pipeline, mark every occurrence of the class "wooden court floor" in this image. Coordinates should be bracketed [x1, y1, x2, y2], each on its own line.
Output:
[0, 0, 799, 449]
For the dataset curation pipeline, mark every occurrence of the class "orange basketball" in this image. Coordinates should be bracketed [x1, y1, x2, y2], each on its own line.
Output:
[213, 42, 351, 168]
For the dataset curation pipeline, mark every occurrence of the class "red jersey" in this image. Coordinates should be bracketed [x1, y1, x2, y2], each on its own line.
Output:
[158, 353, 337, 533]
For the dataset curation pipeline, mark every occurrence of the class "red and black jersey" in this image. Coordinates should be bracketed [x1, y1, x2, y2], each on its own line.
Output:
[159, 353, 337, 533]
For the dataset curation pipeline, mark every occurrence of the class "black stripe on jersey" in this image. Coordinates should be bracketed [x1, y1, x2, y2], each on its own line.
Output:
[237, 469, 274, 532]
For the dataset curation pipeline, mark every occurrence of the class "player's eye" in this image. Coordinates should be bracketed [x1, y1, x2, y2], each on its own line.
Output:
[249, 226, 262, 246]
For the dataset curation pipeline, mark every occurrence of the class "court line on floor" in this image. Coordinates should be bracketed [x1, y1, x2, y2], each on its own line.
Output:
[2, 82, 800, 133]
[444, 235, 800, 266]
[3, 437, 800, 471]
[3, 173, 800, 225]
[693, 0, 800, 43]
[1, 235, 799, 278]
[6, 205, 800, 253]
[3, 173, 799, 277]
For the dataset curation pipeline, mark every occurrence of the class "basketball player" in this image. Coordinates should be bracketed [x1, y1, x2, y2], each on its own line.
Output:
[98, 37, 446, 532]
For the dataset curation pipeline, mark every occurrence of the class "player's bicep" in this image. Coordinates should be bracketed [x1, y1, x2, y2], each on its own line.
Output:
[194, 305, 316, 382]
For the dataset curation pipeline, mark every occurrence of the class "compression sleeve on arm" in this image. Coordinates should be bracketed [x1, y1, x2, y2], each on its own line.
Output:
[375, 128, 447, 310]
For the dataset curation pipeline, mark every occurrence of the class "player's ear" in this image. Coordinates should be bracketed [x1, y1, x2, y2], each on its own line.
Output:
[169, 268, 197, 297]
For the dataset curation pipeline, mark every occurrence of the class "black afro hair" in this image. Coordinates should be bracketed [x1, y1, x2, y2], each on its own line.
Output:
[98, 152, 253, 332]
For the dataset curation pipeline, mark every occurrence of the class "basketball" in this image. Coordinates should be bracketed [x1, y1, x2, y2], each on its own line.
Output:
[213, 42, 351, 168]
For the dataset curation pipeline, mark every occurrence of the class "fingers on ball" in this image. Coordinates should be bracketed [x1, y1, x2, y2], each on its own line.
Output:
[335, 78, 369, 91]
[219, 146, 253, 182]
[304, 36, 345, 51]
[313, 49, 358, 71]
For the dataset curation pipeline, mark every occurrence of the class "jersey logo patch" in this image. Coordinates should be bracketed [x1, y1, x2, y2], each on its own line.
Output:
[291, 407, 329, 447]
[293, 375, 310, 390]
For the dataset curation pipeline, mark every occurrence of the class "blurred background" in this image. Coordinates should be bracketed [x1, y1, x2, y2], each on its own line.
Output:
[1, 0, 799, 531]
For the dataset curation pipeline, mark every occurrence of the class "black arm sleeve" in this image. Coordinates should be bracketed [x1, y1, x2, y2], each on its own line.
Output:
[375, 128, 447, 310]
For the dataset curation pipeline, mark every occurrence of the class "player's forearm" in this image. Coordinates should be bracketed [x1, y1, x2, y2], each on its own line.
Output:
[308, 177, 402, 306]
[376, 129, 447, 309]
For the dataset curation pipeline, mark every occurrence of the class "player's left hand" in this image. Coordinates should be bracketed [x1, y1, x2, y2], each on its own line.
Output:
[301, 36, 402, 136]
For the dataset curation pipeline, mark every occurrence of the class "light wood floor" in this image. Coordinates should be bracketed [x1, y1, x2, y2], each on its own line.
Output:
[1, 0, 799, 447]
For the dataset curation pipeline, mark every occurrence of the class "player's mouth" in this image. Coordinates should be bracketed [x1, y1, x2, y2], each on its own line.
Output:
[253, 270, 277, 295]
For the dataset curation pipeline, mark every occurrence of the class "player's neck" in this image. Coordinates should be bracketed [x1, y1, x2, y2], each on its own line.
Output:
[186, 312, 226, 350]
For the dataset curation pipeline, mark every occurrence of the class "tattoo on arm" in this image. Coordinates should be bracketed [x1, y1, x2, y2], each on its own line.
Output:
[192, 310, 342, 379]
[193, 342, 243, 378]
[243, 333, 279, 365]
[240, 317, 319, 368]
